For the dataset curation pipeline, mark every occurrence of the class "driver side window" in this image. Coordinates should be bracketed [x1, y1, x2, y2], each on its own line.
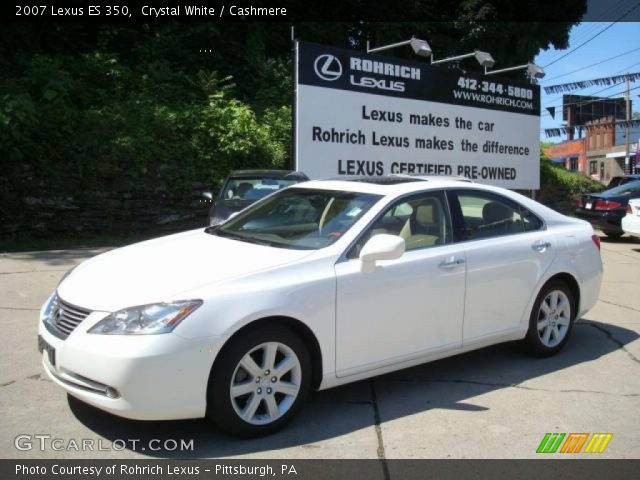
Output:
[349, 191, 451, 258]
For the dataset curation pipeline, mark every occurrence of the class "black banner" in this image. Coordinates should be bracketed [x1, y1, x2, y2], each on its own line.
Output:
[2, 0, 640, 23]
[3, 459, 639, 480]
[297, 42, 541, 117]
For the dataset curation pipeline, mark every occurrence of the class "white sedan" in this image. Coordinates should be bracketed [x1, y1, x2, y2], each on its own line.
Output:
[622, 199, 640, 237]
[39, 177, 602, 436]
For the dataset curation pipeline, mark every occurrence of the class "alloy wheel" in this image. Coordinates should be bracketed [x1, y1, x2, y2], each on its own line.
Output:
[537, 290, 571, 348]
[229, 342, 302, 425]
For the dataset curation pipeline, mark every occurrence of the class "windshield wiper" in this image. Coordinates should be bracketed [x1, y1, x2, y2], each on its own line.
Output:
[213, 229, 274, 247]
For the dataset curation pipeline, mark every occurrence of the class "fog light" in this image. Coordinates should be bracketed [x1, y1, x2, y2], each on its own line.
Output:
[105, 387, 120, 399]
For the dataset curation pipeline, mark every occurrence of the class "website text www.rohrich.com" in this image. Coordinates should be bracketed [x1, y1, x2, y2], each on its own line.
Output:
[453, 90, 534, 111]
[14, 434, 194, 453]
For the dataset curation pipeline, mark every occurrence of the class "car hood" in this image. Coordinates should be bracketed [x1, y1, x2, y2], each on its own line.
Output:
[57, 229, 314, 312]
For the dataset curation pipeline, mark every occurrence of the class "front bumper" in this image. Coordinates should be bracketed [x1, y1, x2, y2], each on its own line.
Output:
[38, 315, 227, 421]
[575, 208, 624, 234]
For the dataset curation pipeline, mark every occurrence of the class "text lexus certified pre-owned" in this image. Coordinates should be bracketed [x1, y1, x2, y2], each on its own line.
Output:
[39, 177, 602, 436]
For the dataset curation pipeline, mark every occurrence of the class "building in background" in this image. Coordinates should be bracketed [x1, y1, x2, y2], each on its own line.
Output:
[544, 138, 587, 173]
[586, 116, 640, 181]
[544, 95, 638, 183]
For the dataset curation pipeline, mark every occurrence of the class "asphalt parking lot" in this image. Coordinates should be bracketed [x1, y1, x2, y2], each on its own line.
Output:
[1, 233, 639, 459]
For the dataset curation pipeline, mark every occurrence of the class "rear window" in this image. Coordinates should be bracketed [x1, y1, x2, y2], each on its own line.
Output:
[454, 190, 543, 240]
[604, 181, 640, 196]
[222, 177, 301, 201]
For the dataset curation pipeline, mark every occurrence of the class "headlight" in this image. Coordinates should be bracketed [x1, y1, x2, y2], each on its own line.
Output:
[88, 300, 202, 335]
[41, 292, 58, 325]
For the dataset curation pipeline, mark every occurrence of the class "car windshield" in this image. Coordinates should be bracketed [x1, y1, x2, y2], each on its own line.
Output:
[209, 188, 381, 250]
[603, 180, 640, 196]
[221, 177, 302, 201]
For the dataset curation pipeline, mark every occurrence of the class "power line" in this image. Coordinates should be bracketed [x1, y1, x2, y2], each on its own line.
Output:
[543, 59, 640, 107]
[541, 84, 640, 117]
[540, 0, 636, 67]
[543, 71, 640, 95]
[543, 3, 640, 68]
[540, 23, 609, 68]
[543, 22, 615, 68]
[615, 61, 640, 74]
[542, 83, 628, 114]
[543, 47, 640, 82]
[542, 63, 640, 107]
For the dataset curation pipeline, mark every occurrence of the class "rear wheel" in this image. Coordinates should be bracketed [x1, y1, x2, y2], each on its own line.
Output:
[523, 280, 576, 357]
[207, 325, 311, 437]
[604, 230, 623, 239]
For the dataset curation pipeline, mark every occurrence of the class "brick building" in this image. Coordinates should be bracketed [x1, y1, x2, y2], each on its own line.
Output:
[545, 116, 640, 183]
[544, 138, 587, 173]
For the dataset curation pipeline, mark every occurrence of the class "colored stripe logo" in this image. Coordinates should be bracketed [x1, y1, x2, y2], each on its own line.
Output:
[537, 433, 613, 454]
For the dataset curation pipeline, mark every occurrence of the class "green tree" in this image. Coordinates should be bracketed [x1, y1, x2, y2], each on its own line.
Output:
[0, 1, 587, 242]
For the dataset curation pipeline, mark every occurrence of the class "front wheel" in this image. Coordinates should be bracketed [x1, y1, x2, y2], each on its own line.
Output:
[604, 230, 623, 239]
[206, 325, 311, 437]
[523, 280, 576, 357]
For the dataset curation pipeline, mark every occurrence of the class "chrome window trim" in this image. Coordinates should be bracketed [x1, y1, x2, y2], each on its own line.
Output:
[337, 186, 547, 264]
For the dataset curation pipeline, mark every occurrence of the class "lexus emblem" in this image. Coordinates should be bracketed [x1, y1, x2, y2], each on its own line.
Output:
[314, 54, 342, 81]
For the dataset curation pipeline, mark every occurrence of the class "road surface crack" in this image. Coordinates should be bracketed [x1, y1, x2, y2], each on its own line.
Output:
[0, 306, 40, 311]
[0, 269, 67, 275]
[600, 248, 639, 261]
[0, 373, 51, 388]
[598, 299, 640, 314]
[581, 321, 640, 365]
[388, 377, 638, 397]
[369, 380, 390, 480]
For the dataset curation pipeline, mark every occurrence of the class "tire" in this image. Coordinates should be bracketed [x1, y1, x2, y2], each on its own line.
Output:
[523, 280, 577, 357]
[206, 325, 311, 437]
[604, 231, 623, 239]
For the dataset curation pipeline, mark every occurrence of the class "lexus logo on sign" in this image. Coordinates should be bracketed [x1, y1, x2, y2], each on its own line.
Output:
[314, 54, 342, 81]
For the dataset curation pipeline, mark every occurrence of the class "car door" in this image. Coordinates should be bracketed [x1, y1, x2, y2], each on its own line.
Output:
[448, 189, 556, 342]
[334, 190, 466, 377]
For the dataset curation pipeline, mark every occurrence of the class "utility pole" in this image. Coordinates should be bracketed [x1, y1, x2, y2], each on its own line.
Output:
[624, 72, 631, 174]
[290, 25, 297, 171]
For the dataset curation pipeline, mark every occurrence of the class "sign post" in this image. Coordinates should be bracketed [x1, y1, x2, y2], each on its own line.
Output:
[294, 41, 541, 189]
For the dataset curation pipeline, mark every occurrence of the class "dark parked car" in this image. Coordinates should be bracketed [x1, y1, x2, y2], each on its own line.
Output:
[607, 174, 640, 189]
[575, 180, 640, 238]
[205, 170, 309, 226]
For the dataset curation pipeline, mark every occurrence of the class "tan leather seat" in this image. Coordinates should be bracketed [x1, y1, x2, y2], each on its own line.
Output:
[400, 202, 441, 250]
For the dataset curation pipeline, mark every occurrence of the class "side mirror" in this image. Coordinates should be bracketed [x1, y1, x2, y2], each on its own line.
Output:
[360, 234, 405, 273]
[202, 191, 213, 201]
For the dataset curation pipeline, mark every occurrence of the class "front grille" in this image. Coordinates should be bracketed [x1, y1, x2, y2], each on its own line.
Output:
[52, 296, 91, 338]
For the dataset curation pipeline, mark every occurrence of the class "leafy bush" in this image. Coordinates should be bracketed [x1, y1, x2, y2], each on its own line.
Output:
[537, 155, 604, 214]
[0, 49, 292, 241]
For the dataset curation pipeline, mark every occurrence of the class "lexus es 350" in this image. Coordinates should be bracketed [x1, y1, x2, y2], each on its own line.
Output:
[39, 177, 602, 436]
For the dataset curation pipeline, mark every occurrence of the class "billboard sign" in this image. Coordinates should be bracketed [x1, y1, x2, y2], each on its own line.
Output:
[294, 42, 541, 188]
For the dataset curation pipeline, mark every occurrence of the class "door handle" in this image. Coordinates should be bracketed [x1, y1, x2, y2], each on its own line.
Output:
[439, 256, 465, 268]
[532, 240, 552, 252]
